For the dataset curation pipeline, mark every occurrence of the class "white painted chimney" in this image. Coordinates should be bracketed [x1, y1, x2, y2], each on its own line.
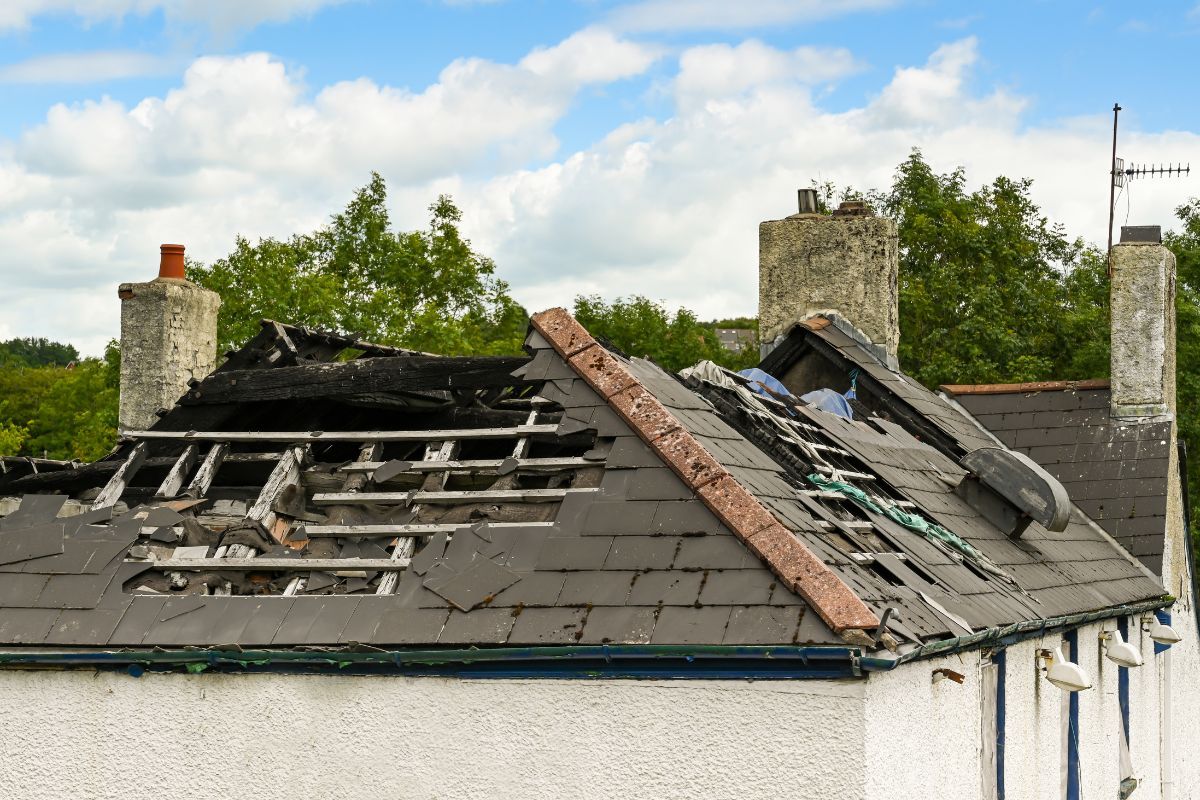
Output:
[758, 197, 900, 365]
[117, 244, 221, 431]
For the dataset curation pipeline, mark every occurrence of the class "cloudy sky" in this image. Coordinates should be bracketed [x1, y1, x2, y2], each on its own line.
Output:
[1, 1, 1197, 355]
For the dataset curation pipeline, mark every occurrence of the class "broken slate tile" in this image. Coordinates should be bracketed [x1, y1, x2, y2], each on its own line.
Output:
[409, 530, 449, 576]
[0, 522, 65, 566]
[0, 495, 67, 530]
[425, 554, 521, 611]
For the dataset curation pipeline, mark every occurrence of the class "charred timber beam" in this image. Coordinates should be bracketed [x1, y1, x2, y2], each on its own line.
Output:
[182, 356, 532, 405]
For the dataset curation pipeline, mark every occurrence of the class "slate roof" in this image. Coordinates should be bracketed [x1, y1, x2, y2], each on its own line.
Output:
[942, 381, 1172, 574]
[0, 314, 1169, 661]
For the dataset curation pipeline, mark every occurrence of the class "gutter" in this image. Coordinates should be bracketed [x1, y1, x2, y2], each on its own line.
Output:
[0, 644, 864, 680]
[858, 597, 1174, 672]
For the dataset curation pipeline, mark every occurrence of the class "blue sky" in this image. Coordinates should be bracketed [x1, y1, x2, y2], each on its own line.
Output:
[1, 0, 1197, 353]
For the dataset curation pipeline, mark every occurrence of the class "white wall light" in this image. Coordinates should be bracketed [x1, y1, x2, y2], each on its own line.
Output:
[1038, 646, 1092, 692]
[1142, 615, 1183, 646]
[1100, 629, 1143, 668]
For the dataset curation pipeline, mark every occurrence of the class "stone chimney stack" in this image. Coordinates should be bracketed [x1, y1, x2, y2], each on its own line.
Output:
[1109, 225, 1176, 419]
[758, 195, 900, 365]
[117, 244, 221, 431]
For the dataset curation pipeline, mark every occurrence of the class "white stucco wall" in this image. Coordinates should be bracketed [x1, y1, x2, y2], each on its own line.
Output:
[864, 649, 984, 800]
[0, 672, 867, 800]
[863, 619, 1193, 800]
[0, 615, 1193, 800]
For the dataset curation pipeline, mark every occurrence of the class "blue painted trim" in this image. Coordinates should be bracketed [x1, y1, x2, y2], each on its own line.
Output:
[995, 648, 1006, 800]
[1118, 617, 1131, 744]
[1065, 629, 1081, 800]
[1154, 609, 1172, 655]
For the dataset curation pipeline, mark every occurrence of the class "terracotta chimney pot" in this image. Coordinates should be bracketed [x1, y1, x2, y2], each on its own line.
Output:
[159, 243, 186, 280]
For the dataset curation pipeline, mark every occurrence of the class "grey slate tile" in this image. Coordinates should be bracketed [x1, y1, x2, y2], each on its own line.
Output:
[0, 573, 48, 607]
[558, 571, 635, 606]
[605, 536, 678, 570]
[439, 608, 518, 644]
[45, 607, 128, 645]
[425, 555, 520, 612]
[698, 569, 775, 605]
[0, 607, 59, 644]
[672, 534, 754, 569]
[107, 596, 166, 645]
[582, 500, 658, 535]
[536, 537, 613, 570]
[507, 607, 587, 644]
[650, 606, 731, 644]
[577, 606, 656, 644]
[0, 522, 65, 566]
[648, 501, 722, 535]
[723, 606, 803, 644]
[490, 572, 566, 606]
[371, 607, 449, 645]
[272, 597, 361, 644]
[627, 570, 703, 606]
[35, 572, 114, 609]
[625, 468, 694, 501]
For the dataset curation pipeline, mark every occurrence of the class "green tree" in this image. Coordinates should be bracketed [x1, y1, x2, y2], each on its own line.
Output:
[189, 174, 526, 357]
[0, 337, 79, 367]
[880, 150, 1095, 388]
[572, 295, 758, 373]
[0, 341, 119, 462]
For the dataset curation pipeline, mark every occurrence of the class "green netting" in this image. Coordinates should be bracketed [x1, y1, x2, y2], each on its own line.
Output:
[807, 473, 1010, 579]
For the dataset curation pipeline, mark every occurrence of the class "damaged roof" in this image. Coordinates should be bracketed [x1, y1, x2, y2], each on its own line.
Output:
[942, 380, 1172, 575]
[0, 314, 1169, 667]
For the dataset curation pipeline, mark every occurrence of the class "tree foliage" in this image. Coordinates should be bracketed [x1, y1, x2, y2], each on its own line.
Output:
[572, 295, 758, 373]
[0, 341, 118, 462]
[878, 151, 1109, 388]
[189, 173, 526, 357]
[0, 337, 79, 368]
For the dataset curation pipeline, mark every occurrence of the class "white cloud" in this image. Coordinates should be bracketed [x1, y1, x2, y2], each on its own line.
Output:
[0, 50, 172, 83]
[608, 0, 899, 32]
[0, 32, 1197, 359]
[0, 0, 351, 33]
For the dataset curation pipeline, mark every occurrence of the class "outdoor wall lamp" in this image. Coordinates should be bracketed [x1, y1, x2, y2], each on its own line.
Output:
[1100, 629, 1143, 668]
[1141, 614, 1183, 646]
[1037, 646, 1091, 692]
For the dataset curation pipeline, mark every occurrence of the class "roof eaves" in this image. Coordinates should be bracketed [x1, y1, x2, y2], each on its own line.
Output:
[530, 308, 880, 636]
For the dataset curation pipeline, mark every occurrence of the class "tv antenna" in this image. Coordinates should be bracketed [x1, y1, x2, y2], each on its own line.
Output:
[1107, 103, 1190, 272]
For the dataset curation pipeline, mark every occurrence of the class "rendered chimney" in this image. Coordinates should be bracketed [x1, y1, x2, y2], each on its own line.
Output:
[759, 198, 900, 365]
[117, 244, 221, 432]
[1109, 226, 1175, 419]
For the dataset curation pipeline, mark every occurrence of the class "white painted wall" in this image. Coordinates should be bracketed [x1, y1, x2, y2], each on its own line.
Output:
[0, 618, 1193, 800]
[863, 619, 1193, 800]
[0, 673, 866, 800]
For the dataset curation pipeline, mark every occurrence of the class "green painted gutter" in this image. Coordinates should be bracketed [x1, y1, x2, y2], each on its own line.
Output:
[859, 597, 1174, 671]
